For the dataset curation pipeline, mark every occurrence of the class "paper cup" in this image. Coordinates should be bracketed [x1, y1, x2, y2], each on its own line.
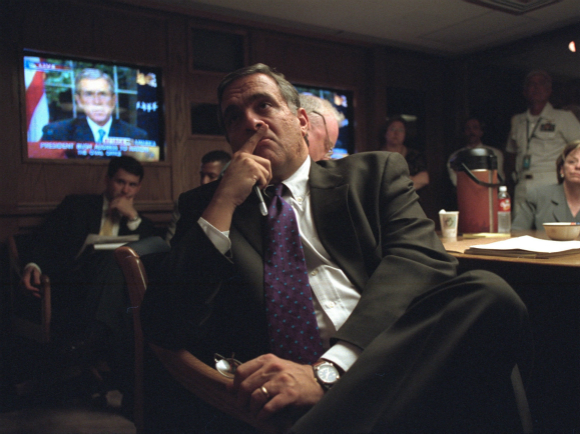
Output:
[439, 210, 459, 238]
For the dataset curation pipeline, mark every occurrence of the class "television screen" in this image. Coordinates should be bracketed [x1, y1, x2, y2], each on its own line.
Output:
[294, 84, 354, 159]
[23, 52, 164, 161]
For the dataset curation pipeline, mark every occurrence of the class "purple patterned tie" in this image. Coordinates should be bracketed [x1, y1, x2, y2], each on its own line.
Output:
[263, 184, 323, 364]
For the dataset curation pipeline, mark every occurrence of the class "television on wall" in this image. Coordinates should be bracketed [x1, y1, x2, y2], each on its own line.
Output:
[294, 84, 354, 159]
[23, 51, 164, 162]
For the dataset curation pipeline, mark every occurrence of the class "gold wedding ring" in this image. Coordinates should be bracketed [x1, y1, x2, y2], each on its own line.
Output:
[260, 385, 270, 400]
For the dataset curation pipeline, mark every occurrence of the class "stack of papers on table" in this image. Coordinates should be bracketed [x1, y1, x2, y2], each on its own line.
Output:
[464, 235, 580, 258]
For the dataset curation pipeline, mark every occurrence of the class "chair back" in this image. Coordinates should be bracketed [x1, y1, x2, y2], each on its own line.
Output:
[8, 234, 51, 344]
[114, 236, 170, 434]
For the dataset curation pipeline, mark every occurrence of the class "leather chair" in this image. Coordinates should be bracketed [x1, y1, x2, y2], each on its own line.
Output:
[8, 234, 51, 345]
[114, 240, 287, 434]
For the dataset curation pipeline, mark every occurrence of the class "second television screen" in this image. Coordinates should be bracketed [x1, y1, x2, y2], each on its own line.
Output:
[24, 52, 163, 161]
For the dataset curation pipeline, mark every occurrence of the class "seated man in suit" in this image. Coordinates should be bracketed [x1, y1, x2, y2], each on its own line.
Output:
[141, 64, 532, 433]
[21, 155, 155, 345]
[41, 68, 148, 144]
[165, 149, 232, 244]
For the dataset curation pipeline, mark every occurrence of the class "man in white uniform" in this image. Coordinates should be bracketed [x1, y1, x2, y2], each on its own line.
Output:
[505, 70, 580, 216]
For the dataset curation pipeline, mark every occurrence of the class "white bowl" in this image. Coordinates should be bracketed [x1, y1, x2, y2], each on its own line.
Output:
[543, 222, 580, 241]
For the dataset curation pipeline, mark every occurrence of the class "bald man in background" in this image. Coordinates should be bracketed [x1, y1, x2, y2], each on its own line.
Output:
[299, 94, 343, 161]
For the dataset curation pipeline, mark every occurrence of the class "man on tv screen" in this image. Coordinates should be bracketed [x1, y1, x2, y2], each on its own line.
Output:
[41, 68, 148, 143]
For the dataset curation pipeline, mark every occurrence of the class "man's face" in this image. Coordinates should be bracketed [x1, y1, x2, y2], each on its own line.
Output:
[524, 74, 551, 106]
[105, 168, 142, 201]
[385, 121, 406, 147]
[308, 111, 339, 161]
[200, 161, 226, 185]
[464, 119, 483, 145]
[220, 73, 309, 181]
[76, 78, 116, 126]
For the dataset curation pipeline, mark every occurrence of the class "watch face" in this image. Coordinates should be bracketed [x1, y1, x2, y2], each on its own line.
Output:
[318, 364, 339, 384]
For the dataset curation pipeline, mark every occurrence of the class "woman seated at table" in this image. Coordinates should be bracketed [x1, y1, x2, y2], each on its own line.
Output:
[379, 116, 429, 191]
[512, 140, 580, 230]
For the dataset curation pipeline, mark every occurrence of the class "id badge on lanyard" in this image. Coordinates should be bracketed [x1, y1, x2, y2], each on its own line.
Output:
[523, 118, 541, 171]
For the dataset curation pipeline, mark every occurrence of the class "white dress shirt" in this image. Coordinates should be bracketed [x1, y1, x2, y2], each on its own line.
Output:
[198, 157, 362, 372]
[87, 117, 112, 143]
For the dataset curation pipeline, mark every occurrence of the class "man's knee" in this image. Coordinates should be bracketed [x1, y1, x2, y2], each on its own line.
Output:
[460, 269, 528, 319]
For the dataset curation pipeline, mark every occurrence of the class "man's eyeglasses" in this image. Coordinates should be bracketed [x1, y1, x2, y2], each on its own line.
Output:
[311, 110, 335, 159]
[214, 353, 242, 379]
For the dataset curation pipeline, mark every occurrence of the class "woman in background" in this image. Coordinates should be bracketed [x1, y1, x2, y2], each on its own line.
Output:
[512, 140, 580, 230]
[380, 116, 429, 191]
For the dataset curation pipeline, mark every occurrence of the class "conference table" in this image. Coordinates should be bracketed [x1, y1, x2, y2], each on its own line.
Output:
[440, 231, 580, 433]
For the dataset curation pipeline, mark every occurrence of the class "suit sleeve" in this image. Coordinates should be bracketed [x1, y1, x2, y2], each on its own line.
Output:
[331, 153, 458, 351]
[29, 195, 95, 276]
[141, 184, 236, 350]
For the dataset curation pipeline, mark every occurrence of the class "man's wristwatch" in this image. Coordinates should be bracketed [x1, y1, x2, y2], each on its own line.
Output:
[312, 360, 340, 390]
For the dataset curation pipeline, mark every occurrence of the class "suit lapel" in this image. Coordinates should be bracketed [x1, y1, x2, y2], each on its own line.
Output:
[74, 118, 95, 142]
[309, 163, 368, 291]
[552, 187, 570, 222]
[232, 193, 264, 255]
[89, 195, 104, 234]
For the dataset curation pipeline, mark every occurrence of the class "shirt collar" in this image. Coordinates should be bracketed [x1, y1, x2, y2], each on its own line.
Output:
[102, 195, 110, 212]
[526, 102, 554, 120]
[86, 116, 113, 141]
[281, 157, 311, 199]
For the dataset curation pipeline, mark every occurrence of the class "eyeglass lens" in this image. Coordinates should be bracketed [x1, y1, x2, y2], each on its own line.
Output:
[214, 353, 242, 378]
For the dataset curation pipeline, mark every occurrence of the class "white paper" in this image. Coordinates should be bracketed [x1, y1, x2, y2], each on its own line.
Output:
[469, 235, 580, 254]
[76, 234, 139, 258]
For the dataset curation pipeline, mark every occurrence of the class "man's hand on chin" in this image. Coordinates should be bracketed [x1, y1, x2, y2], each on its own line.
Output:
[109, 195, 137, 220]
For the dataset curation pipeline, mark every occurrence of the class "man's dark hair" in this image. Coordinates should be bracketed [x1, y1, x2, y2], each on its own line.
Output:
[107, 156, 144, 181]
[202, 150, 231, 165]
[217, 63, 300, 129]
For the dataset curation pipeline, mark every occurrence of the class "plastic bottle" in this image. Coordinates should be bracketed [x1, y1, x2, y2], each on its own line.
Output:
[497, 186, 511, 233]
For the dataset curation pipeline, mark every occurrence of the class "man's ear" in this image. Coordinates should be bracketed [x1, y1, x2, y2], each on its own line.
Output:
[134, 182, 143, 195]
[75, 94, 84, 112]
[297, 107, 309, 137]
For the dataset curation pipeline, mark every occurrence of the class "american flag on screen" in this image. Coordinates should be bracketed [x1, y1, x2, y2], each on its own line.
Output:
[25, 57, 49, 142]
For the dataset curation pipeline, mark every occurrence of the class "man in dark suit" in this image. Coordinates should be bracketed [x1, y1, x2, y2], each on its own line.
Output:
[21, 156, 155, 341]
[142, 64, 532, 433]
[40, 68, 148, 143]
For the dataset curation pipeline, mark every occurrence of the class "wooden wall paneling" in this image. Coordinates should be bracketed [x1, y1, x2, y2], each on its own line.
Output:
[0, 2, 24, 240]
[250, 30, 372, 153]
[187, 19, 249, 75]
[0, 3, 22, 212]
[252, 31, 363, 88]
[166, 16, 195, 200]
[18, 0, 94, 55]
[367, 47, 388, 153]
[93, 7, 168, 65]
